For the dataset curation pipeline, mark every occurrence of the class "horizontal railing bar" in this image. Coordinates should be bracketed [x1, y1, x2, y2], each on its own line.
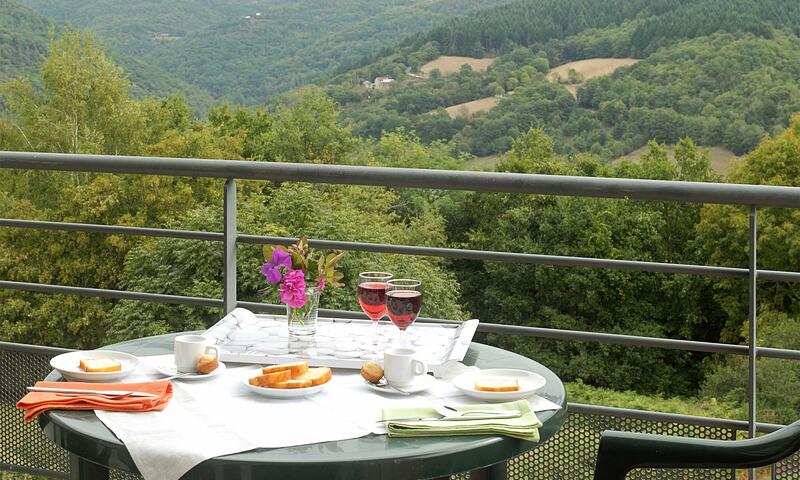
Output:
[569, 403, 784, 433]
[0, 218, 223, 241]
[3, 283, 799, 360]
[5, 220, 799, 282]
[0, 281, 222, 307]
[0, 341, 73, 355]
[240, 234, 800, 282]
[476, 322, 800, 360]
[0, 464, 68, 479]
[3, 151, 800, 208]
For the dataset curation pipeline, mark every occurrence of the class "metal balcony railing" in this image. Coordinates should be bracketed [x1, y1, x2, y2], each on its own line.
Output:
[2, 150, 800, 479]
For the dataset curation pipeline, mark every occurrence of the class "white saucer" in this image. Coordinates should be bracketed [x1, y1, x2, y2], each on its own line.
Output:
[153, 359, 226, 380]
[366, 375, 434, 395]
[452, 368, 546, 402]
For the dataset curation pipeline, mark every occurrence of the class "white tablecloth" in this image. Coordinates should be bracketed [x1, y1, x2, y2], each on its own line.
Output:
[96, 355, 560, 480]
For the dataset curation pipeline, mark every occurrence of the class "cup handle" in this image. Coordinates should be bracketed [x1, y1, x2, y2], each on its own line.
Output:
[412, 359, 427, 375]
[205, 345, 220, 359]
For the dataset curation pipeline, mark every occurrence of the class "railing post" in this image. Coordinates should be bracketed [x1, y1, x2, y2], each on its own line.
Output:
[223, 178, 237, 313]
[748, 206, 758, 480]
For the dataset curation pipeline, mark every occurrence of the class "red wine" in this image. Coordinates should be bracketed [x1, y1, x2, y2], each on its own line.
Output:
[386, 290, 422, 330]
[358, 282, 389, 321]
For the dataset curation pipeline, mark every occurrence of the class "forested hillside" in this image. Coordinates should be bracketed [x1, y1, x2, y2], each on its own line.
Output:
[0, 0, 48, 84]
[402, 0, 800, 57]
[17, 0, 513, 104]
[330, 0, 800, 162]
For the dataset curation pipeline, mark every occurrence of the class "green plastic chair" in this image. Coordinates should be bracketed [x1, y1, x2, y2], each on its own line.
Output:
[593, 420, 800, 480]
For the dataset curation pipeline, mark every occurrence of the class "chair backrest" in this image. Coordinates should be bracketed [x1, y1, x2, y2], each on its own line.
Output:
[593, 420, 800, 480]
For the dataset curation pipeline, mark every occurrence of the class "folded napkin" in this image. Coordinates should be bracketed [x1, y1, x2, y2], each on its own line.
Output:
[17, 380, 173, 422]
[382, 399, 542, 442]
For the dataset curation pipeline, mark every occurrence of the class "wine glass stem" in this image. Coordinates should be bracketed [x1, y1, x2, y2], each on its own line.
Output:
[400, 329, 406, 347]
[372, 319, 378, 345]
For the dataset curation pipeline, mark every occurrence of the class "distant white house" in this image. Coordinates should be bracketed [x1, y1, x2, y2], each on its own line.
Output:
[374, 76, 394, 89]
[363, 76, 395, 90]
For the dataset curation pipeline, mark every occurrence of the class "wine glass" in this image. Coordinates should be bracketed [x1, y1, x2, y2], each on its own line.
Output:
[357, 272, 393, 346]
[385, 279, 422, 347]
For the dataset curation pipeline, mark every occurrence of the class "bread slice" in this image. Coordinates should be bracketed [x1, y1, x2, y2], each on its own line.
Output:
[474, 378, 520, 392]
[295, 367, 332, 386]
[272, 379, 313, 389]
[249, 369, 292, 387]
[79, 358, 122, 373]
[261, 361, 308, 377]
[195, 354, 218, 374]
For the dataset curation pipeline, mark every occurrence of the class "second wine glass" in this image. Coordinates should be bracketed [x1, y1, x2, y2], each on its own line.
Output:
[385, 278, 422, 347]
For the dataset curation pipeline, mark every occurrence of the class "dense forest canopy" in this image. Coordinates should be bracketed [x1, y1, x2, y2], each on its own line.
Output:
[0, 0, 48, 84]
[2, 0, 800, 423]
[400, 0, 800, 58]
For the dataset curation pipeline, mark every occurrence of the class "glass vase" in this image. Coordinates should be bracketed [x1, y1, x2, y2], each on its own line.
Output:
[287, 286, 321, 337]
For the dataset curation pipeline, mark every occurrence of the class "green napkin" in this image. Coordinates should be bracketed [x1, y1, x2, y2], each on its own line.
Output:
[382, 399, 541, 442]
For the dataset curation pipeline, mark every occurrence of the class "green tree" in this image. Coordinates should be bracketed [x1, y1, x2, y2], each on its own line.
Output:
[251, 87, 354, 164]
[498, 127, 568, 174]
[1, 29, 144, 155]
[0, 30, 228, 348]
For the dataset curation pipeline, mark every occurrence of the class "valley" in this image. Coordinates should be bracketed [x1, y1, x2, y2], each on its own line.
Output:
[12, 0, 512, 105]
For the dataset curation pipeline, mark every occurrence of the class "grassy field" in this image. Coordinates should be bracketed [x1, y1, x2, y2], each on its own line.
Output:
[616, 144, 739, 174]
[420, 55, 495, 76]
[444, 96, 502, 118]
[548, 58, 639, 97]
[465, 154, 502, 170]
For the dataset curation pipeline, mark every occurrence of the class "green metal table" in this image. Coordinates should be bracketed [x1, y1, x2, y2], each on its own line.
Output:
[40, 332, 567, 480]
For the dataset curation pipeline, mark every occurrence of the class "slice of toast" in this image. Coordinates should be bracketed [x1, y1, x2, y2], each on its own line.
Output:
[295, 367, 332, 386]
[79, 358, 122, 373]
[271, 379, 313, 389]
[249, 369, 292, 387]
[261, 361, 309, 377]
[474, 378, 519, 392]
[195, 354, 218, 374]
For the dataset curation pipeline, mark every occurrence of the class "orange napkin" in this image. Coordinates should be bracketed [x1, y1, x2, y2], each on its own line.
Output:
[17, 380, 173, 422]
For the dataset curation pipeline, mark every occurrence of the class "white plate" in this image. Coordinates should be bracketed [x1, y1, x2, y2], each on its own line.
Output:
[452, 368, 546, 402]
[365, 375, 434, 395]
[241, 367, 326, 398]
[50, 350, 139, 382]
[153, 360, 226, 381]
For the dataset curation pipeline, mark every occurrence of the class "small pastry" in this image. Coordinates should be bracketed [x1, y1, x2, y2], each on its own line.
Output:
[195, 354, 219, 374]
[360, 361, 384, 384]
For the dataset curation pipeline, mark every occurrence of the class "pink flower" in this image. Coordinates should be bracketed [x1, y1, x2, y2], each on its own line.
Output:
[279, 269, 307, 308]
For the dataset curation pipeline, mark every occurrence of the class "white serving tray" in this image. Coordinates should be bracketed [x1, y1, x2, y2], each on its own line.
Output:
[203, 308, 479, 374]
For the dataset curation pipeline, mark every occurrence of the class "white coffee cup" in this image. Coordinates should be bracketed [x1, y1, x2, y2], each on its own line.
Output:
[383, 347, 427, 387]
[174, 335, 220, 373]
